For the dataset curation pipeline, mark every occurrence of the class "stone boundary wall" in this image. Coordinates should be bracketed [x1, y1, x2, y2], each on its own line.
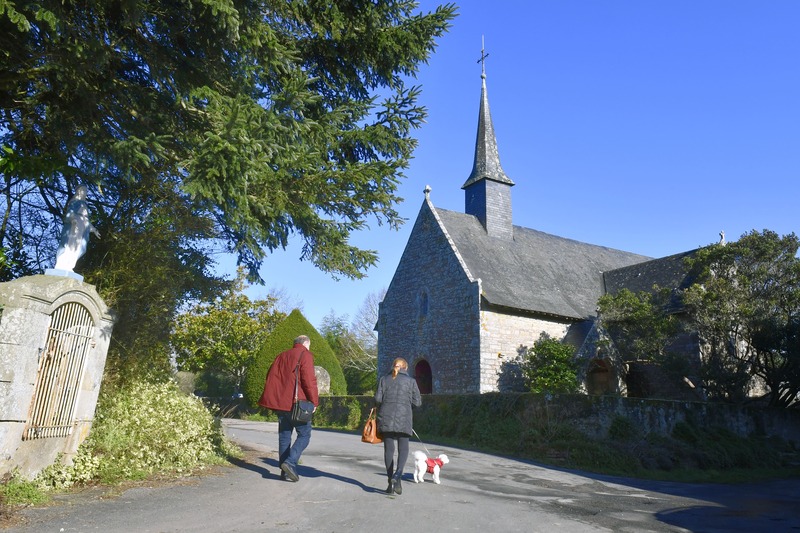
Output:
[548, 394, 800, 446]
[323, 393, 800, 447]
[0, 275, 114, 478]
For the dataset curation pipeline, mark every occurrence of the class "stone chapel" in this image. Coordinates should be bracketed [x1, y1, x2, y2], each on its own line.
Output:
[375, 67, 699, 396]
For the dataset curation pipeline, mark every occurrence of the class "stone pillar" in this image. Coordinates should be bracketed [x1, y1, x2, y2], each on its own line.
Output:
[0, 275, 114, 478]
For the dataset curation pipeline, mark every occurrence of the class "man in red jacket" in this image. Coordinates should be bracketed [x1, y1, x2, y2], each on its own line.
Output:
[259, 335, 319, 482]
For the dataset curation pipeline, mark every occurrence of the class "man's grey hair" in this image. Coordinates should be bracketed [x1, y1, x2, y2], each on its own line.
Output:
[294, 335, 311, 346]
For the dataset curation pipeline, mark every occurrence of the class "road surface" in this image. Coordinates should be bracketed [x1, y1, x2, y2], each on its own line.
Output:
[5, 419, 800, 532]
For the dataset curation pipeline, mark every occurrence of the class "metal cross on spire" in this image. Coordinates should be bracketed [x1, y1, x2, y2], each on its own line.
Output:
[477, 35, 489, 79]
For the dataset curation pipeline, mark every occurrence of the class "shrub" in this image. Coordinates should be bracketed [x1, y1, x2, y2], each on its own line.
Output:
[344, 366, 377, 396]
[243, 308, 347, 406]
[86, 380, 235, 482]
[671, 420, 701, 444]
[313, 397, 363, 429]
[35, 447, 100, 490]
[521, 333, 579, 394]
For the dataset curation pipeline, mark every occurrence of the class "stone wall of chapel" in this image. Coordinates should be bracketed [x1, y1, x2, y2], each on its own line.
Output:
[479, 309, 571, 393]
[377, 203, 482, 394]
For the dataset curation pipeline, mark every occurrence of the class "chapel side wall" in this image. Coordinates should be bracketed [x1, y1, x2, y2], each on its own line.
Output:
[479, 310, 571, 392]
[378, 203, 482, 394]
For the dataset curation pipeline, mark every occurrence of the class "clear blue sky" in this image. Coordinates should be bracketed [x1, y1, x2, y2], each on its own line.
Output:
[220, 0, 800, 330]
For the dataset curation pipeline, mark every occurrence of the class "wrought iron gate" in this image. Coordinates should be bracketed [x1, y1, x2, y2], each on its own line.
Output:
[23, 302, 94, 440]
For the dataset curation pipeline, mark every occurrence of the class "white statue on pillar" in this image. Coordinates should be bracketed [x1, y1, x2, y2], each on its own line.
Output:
[53, 186, 101, 272]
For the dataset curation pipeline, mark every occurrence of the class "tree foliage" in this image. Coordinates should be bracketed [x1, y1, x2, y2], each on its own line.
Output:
[521, 333, 579, 394]
[0, 0, 456, 371]
[596, 286, 691, 390]
[682, 230, 800, 406]
[597, 287, 681, 364]
[171, 268, 286, 395]
[243, 308, 346, 406]
[90, 188, 228, 381]
[598, 229, 800, 407]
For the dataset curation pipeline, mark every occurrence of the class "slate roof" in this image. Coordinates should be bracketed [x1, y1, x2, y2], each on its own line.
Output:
[603, 249, 700, 312]
[435, 207, 653, 320]
[603, 250, 698, 294]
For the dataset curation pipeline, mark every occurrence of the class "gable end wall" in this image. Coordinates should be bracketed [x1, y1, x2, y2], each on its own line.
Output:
[378, 203, 482, 393]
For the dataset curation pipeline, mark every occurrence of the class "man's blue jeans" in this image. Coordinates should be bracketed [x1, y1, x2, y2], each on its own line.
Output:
[277, 412, 312, 468]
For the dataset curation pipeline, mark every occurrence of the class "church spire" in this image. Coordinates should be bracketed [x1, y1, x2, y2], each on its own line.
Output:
[462, 39, 514, 240]
[462, 39, 514, 189]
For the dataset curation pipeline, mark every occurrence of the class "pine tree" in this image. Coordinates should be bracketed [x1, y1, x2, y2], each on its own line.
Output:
[0, 1, 456, 369]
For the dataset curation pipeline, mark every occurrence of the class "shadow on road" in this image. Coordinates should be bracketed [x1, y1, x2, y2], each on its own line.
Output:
[292, 462, 387, 495]
[228, 448, 386, 495]
[226, 454, 273, 479]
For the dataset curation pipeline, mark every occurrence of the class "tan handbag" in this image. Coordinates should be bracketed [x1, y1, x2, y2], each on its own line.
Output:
[361, 407, 382, 444]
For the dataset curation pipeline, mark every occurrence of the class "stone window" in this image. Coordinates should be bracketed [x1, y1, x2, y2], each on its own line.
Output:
[418, 290, 429, 318]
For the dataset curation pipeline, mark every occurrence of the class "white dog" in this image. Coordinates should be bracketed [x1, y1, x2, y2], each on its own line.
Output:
[413, 450, 450, 484]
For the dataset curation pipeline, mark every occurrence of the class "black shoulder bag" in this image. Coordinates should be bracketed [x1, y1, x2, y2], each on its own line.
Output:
[290, 352, 314, 424]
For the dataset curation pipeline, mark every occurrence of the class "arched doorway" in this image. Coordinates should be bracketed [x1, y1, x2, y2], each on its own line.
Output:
[586, 358, 612, 396]
[414, 360, 432, 394]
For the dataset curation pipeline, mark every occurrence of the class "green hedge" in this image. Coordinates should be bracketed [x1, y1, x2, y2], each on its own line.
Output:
[306, 393, 798, 477]
[244, 309, 347, 406]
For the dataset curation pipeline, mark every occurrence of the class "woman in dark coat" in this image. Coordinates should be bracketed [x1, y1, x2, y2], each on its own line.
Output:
[374, 357, 422, 495]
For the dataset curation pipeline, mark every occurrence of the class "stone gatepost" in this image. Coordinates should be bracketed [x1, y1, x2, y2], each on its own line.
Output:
[0, 274, 114, 478]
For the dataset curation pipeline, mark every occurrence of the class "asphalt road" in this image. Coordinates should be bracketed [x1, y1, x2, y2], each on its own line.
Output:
[5, 419, 800, 532]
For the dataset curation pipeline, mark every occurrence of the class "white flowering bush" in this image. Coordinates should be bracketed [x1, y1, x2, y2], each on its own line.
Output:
[35, 447, 100, 490]
[2, 380, 238, 505]
[87, 380, 236, 482]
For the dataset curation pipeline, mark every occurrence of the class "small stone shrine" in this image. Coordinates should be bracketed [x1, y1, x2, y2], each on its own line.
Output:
[0, 186, 113, 478]
[0, 275, 113, 477]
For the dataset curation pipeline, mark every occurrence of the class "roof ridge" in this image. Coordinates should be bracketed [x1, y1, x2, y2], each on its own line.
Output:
[423, 196, 476, 282]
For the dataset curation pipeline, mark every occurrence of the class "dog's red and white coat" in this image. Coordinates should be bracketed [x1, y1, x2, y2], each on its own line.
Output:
[425, 457, 445, 474]
[413, 450, 449, 484]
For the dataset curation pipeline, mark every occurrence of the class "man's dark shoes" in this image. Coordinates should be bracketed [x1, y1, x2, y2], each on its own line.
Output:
[386, 479, 395, 494]
[280, 462, 299, 482]
[393, 476, 402, 495]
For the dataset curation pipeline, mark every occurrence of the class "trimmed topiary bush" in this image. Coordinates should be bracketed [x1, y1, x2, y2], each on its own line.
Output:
[244, 309, 347, 406]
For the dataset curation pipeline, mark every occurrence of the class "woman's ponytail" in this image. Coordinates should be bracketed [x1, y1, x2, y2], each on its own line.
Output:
[391, 357, 408, 379]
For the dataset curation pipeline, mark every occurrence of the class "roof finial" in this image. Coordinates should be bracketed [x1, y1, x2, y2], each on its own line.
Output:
[477, 35, 489, 79]
[424, 184, 431, 199]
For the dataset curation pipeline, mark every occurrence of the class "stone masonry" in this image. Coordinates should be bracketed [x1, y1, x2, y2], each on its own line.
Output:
[377, 197, 482, 393]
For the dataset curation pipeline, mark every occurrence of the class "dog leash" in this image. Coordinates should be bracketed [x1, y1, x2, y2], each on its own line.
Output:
[412, 428, 433, 456]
